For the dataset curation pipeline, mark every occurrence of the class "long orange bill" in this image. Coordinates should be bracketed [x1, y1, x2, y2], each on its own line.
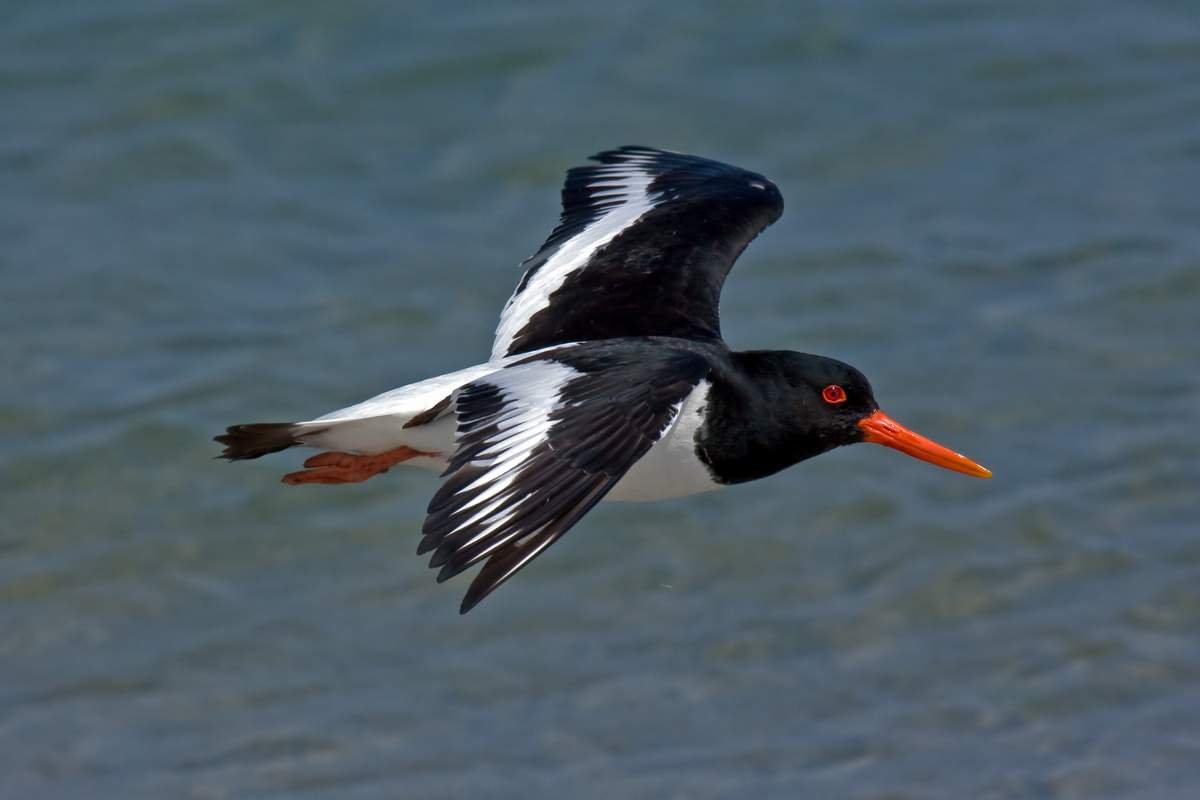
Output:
[858, 410, 992, 478]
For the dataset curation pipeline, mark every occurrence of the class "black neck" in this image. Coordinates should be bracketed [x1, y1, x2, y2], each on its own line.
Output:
[697, 351, 846, 484]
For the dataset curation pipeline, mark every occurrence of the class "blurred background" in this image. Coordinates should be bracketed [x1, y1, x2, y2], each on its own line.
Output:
[3, 1, 1198, 798]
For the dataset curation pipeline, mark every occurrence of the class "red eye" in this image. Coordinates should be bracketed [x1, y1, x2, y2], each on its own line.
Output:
[822, 384, 847, 404]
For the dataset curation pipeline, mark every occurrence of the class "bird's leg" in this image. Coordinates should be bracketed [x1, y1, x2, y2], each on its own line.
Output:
[282, 446, 436, 485]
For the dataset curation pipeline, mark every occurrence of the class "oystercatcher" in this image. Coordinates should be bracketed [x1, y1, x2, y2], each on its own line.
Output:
[217, 146, 990, 613]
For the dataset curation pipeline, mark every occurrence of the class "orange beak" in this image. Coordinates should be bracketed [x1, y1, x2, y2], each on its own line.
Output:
[858, 410, 992, 478]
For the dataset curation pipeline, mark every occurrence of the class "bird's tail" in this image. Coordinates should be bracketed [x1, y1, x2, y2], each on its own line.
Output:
[215, 422, 314, 460]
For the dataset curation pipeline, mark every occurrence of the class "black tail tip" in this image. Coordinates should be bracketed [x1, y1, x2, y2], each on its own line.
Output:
[214, 422, 301, 460]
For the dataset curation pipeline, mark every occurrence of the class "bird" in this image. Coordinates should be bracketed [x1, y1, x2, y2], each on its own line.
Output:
[216, 146, 991, 614]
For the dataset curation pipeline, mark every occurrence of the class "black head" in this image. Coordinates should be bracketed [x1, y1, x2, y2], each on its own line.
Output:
[706, 350, 991, 484]
[772, 352, 879, 445]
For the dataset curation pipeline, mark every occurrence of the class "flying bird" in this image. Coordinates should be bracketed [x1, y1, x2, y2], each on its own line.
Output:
[217, 146, 991, 613]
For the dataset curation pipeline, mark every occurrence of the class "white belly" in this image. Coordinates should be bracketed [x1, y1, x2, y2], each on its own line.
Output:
[295, 363, 491, 471]
[297, 365, 722, 500]
[607, 380, 721, 502]
[295, 346, 583, 467]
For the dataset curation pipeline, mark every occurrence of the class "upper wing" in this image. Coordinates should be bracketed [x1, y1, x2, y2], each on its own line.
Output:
[418, 342, 710, 613]
[490, 146, 784, 360]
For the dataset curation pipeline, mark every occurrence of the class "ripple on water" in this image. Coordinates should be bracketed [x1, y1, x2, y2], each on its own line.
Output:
[3, 0, 1200, 797]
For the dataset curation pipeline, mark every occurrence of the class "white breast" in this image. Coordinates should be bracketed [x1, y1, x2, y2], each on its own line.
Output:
[607, 380, 721, 502]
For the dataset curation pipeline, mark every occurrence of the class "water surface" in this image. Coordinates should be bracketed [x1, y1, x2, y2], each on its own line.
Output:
[3, 1, 1199, 798]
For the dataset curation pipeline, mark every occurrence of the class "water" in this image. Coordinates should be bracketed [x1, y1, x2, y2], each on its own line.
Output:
[3, 1, 1199, 797]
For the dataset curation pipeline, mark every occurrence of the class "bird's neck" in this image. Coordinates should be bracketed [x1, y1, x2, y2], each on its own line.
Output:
[697, 351, 837, 485]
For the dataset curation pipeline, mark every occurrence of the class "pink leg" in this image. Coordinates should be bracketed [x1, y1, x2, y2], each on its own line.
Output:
[282, 446, 435, 485]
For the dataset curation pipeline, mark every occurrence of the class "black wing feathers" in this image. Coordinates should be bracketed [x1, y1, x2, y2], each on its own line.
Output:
[419, 343, 710, 613]
[503, 146, 784, 356]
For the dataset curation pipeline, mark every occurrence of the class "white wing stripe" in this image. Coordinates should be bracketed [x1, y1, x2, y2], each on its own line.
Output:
[449, 489, 520, 535]
[447, 361, 579, 523]
[490, 163, 662, 360]
[455, 498, 530, 551]
[475, 425, 552, 460]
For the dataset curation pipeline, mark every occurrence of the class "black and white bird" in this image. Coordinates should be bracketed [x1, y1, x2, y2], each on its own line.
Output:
[217, 146, 990, 613]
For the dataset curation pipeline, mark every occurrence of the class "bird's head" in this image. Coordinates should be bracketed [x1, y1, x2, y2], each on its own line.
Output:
[775, 353, 992, 478]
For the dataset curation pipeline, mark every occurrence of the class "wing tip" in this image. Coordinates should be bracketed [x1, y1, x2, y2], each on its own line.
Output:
[456, 559, 510, 614]
[588, 145, 676, 164]
[459, 591, 483, 615]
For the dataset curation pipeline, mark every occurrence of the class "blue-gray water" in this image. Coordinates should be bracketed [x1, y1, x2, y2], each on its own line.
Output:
[3, 2, 1199, 798]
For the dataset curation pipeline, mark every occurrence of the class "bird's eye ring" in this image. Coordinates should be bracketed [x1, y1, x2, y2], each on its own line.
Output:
[822, 384, 847, 404]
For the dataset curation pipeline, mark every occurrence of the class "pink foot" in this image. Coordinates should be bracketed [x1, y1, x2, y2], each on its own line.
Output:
[282, 446, 435, 485]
